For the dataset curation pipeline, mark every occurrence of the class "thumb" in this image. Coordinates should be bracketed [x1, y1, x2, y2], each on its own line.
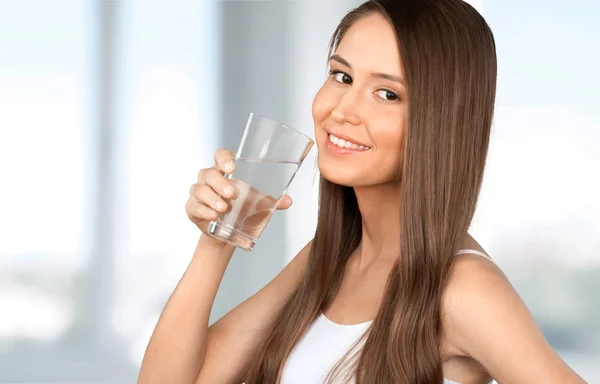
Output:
[275, 194, 293, 210]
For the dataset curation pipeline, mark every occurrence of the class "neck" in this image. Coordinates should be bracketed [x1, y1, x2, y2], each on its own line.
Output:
[353, 182, 402, 268]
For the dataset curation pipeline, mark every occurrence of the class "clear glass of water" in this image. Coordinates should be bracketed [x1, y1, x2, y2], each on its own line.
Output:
[207, 113, 314, 251]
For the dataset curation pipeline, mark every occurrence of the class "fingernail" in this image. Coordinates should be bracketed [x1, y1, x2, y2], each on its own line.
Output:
[225, 161, 234, 172]
[224, 186, 234, 196]
[216, 201, 226, 210]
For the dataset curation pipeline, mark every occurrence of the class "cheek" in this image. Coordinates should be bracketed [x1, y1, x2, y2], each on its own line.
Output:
[377, 126, 404, 148]
[312, 84, 336, 123]
[373, 124, 406, 172]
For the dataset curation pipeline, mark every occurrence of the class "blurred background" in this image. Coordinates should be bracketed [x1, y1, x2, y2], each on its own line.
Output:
[0, 0, 598, 382]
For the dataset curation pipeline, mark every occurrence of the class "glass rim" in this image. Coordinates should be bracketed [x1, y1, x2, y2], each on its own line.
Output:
[249, 112, 314, 144]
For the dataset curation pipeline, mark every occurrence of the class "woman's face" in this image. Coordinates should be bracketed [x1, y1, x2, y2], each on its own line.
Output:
[313, 13, 408, 187]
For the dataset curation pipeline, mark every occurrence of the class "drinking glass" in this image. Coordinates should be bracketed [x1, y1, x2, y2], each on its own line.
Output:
[207, 113, 314, 251]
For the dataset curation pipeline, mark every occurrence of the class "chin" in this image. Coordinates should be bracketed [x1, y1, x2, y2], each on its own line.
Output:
[318, 160, 398, 189]
[317, 160, 361, 187]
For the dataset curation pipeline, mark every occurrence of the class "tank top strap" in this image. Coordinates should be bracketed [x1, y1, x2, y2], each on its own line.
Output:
[455, 248, 494, 263]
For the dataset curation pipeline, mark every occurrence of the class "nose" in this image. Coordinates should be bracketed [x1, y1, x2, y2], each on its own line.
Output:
[331, 89, 362, 126]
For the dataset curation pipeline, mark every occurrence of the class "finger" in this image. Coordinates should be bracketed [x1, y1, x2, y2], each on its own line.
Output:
[276, 194, 293, 210]
[256, 193, 278, 211]
[194, 184, 229, 212]
[186, 198, 218, 222]
[202, 168, 236, 199]
[214, 148, 236, 173]
[193, 202, 219, 221]
[196, 168, 212, 184]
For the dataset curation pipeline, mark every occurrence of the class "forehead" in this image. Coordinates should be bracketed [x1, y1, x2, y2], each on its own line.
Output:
[334, 13, 403, 76]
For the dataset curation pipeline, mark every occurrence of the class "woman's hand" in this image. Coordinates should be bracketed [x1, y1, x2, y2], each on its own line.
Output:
[185, 148, 293, 237]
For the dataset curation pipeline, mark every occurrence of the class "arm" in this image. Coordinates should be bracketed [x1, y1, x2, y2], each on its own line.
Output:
[443, 254, 587, 384]
[138, 237, 312, 384]
[195, 240, 311, 383]
[138, 147, 308, 384]
[137, 236, 236, 383]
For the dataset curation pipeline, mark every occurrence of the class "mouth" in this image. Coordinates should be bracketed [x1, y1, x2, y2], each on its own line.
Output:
[327, 133, 371, 152]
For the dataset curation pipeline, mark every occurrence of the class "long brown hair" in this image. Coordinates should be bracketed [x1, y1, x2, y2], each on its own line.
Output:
[245, 0, 497, 382]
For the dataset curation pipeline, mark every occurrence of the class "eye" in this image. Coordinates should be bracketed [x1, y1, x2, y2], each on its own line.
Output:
[376, 89, 399, 102]
[328, 69, 352, 84]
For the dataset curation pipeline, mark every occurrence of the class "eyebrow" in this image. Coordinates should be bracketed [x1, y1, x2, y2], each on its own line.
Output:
[329, 54, 404, 85]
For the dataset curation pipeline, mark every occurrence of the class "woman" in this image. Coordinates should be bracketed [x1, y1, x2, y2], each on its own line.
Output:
[138, 1, 586, 383]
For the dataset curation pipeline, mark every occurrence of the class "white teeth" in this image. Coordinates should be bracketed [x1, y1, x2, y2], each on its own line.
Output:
[328, 133, 370, 151]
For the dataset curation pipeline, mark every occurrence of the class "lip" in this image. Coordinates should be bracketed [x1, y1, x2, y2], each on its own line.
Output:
[324, 129, 371, 156]
[326, 138, 367, 155]
[326, 129, 370, 148]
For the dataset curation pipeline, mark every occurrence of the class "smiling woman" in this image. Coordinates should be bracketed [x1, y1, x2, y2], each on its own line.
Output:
[137, 1, 589, 383]
[247, 2, 502, 381]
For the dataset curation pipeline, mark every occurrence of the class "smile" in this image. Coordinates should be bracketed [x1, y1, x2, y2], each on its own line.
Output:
[328, 133, 371, 151]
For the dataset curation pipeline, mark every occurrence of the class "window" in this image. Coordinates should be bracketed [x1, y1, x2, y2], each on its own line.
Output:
[0, 0, 218, 381]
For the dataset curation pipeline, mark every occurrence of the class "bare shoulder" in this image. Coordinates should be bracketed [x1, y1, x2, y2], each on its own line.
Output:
[444, 238, 505, 314]
[441, 237, 586, 383]
[443, 234, 505, 319]
[442, 245, 508, 345]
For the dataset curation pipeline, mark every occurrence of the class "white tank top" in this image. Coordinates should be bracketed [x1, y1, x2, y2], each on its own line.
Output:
[281, 249, 495, 384]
